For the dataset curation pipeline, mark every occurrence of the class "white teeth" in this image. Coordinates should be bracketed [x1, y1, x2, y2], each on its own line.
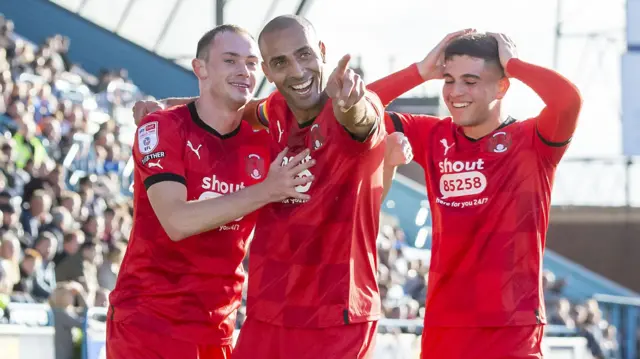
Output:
[231, 83, 249, 88]
[452, 102, 470, 108]
[292, 79, 312, 90]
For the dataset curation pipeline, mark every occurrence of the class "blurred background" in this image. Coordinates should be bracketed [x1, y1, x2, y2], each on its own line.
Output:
[0, 0, 638, 358]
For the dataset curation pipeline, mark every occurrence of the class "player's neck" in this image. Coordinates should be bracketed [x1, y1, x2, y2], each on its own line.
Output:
[461, 107, 506, 140]
[290, 93, 329, 125]
[194, 96, 242, 135]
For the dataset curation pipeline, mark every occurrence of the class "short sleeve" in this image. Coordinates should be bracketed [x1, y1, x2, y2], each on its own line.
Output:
[133, 112, 187, 190]
[384, 112, 440, 167]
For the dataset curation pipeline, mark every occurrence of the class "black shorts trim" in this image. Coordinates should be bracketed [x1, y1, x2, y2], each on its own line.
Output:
[143, 173, 186, 190]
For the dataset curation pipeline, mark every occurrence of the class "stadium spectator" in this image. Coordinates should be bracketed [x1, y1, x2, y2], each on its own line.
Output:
[97, 241, 124, 291]
[50, 282, 85, 359]
[53, 230, 83, 265]
[0, 232, 20, 288]
[549, 297, 576, 329]
[55, 241, 100, 304]
[12, 248, 41, 302]
[33, 231, 57, 298]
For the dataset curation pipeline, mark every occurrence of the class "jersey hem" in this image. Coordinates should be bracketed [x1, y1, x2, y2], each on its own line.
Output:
[248, 312, 380, 329]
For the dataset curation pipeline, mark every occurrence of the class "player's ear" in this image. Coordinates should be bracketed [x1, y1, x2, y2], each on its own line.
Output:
[192, 58, 207, 80]
[319, 41, 326, 63]
[261, 62, 273, 83]
[496, 77, 510, 100]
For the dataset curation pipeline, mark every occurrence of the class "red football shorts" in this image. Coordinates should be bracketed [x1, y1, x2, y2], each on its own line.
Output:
[232, 318, 377, 359]
[421, 325, 544, 359]
[106, 315, 232, 359]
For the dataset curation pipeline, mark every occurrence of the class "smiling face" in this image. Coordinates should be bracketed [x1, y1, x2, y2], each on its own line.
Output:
[192, 29, 260, 110]
[442, 34, 509, 130]
[442, 55, 508, 128]
[259, 22, 326, 114]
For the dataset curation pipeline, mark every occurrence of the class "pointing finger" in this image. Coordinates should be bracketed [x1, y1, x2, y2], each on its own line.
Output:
[339, 70, 355, 108]
[334, 54, 351, 78]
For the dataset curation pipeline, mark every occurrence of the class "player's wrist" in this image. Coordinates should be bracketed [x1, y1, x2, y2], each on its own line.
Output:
[504, 57, 520, 77]
[251, 181, 279, 204]
[414, 61, 434, 82]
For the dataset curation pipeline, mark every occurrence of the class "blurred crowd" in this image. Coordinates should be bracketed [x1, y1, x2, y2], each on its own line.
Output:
[0, 13, 137, 359]
[0, 12, 635, 359]
[544, 270, 622, 359]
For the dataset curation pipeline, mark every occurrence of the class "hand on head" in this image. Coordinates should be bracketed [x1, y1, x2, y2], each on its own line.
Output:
[486, 32, 518, 76]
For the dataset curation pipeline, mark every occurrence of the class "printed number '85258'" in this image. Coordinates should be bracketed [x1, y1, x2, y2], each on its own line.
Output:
[439, 171, 487, 198]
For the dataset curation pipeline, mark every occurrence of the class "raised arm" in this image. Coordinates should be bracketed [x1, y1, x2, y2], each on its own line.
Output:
[489, 32, 582, 164]
[325, 54, 383, 141]
[369, 29, 477, 107]
[506, 58, 581, 143]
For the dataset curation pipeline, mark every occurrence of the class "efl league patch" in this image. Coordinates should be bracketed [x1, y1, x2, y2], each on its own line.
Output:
[138, 121, 159, 154]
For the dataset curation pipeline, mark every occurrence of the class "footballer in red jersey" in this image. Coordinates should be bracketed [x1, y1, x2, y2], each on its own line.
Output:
[106, 25, 314, 359]
[230, 15, 388, 359]
[369, 32, 582, 359]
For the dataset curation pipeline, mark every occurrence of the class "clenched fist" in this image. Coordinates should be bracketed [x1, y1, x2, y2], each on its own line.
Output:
[385, 132, 413, 167]
[133, 100, 164, 125]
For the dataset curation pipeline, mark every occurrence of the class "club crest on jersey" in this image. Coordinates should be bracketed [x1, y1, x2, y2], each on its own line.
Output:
[246, 154, 266, 180]
[310, 124, 325, 150]
[138, 121, 159, 154]
[488, 131, 511, 153]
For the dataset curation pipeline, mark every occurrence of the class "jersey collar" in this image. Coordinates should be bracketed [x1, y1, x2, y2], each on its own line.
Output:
[187, 101, 242, 139]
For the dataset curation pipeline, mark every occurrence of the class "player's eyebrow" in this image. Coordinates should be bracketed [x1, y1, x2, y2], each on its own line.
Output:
[294, 46, 313, 55]
[268, 46, 314, 65]
[222, 51, 259, 60]
[269, 55, 287, 66]
[443, 73, 481, 80]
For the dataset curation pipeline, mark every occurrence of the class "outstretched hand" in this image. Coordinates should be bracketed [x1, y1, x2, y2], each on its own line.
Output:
[325, 54, 366, 112]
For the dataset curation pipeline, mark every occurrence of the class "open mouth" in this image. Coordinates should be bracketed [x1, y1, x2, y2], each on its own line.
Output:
[229, 82, 250, 90]
[289, 78, 313, 95]
[451, 102, 471, 109]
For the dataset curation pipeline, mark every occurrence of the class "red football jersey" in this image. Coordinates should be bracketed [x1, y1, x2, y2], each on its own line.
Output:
[381, 59, 581, 327]
[109, 103, 270, 344]
[245, 92, 386, 328]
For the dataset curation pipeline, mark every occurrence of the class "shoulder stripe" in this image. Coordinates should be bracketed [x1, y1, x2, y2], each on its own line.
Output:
[536, 125, 572, 147]
[387, 111, 404, 133]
